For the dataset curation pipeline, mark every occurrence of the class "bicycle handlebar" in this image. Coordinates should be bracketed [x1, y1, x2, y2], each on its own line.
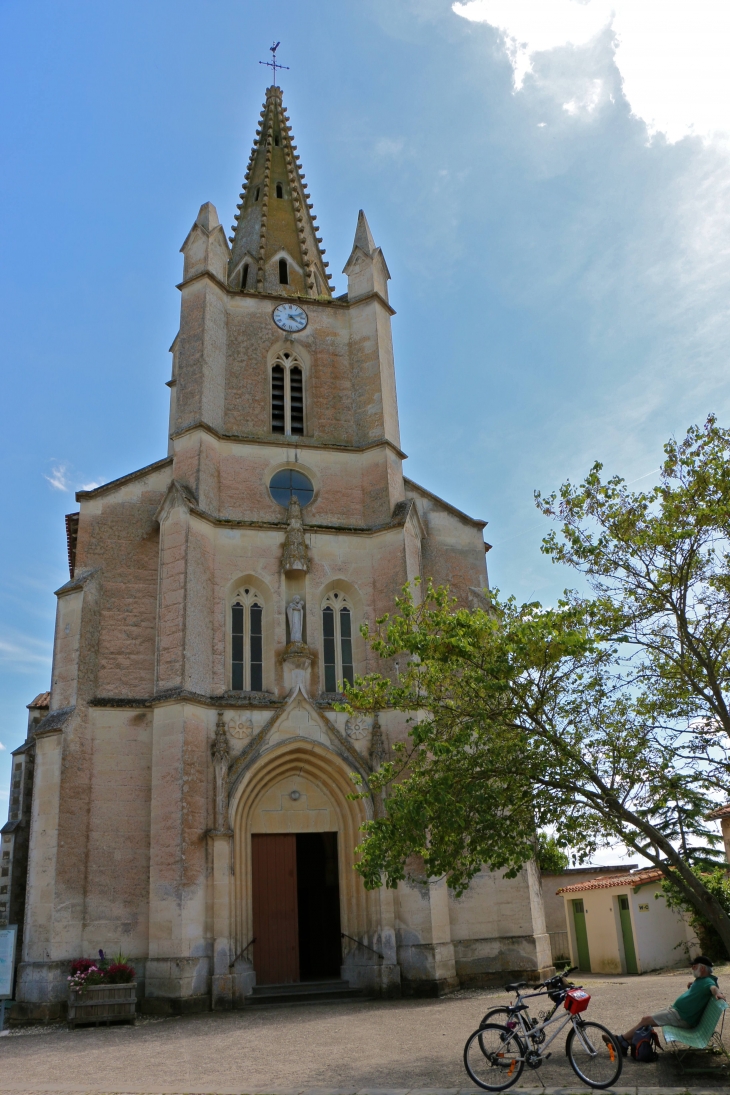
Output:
[543, 966, 577, 982]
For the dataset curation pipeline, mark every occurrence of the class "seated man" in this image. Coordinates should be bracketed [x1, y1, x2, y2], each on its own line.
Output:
[611, 956, 725, 1054]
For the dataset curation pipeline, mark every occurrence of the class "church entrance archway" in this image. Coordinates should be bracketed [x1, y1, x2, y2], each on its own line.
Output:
[251, 831, 342, 984]
[232, 740, 371, 988]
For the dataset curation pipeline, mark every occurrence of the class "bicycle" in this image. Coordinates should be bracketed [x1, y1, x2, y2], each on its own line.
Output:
[464, 969, 622, 1091]
[477, 965, 576, 1030]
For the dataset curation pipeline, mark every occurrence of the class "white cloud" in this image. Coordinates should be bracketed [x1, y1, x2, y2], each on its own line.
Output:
[454, 0, 730, 143]
[0, 742, 5, 751]
[0, 632, 53, 672]
[563, 78, 604, 117]
[374, 137, 405, 158]
[80, 481, 103, 491]
[44, 463, 69, 492]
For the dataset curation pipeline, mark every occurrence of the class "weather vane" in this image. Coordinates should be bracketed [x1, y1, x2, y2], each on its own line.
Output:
[260, 41, 289, 86]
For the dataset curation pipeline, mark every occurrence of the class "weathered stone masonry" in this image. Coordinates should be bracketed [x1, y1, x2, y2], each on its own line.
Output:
[11, 84, 552, 1019]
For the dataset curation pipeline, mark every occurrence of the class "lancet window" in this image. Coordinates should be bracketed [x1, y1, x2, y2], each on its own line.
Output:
[231, 587, 264, 691]
[271, 352, 304, 435]
[321, 591, 354, 693]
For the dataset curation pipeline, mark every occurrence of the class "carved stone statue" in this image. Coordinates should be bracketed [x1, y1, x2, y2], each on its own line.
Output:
[212, 712, 230, 831]
[281, 495, 310, 573]
[287, 595, 305, 644]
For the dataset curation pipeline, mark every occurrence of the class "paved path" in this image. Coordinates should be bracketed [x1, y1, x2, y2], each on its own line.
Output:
[1, 966, 728, 1094]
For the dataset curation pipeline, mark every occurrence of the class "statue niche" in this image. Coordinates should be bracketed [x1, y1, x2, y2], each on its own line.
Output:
[283, 594, 313, 696]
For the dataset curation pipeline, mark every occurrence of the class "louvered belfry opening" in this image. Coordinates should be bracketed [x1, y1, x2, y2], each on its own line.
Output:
[289, 366, 304, 435]
[271, 356, 305, 436]
[271, 364, 285, 433]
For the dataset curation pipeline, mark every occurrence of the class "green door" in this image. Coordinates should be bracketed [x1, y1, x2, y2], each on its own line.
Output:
[572, 899, 591, 971]
[618, 895, 638, 974]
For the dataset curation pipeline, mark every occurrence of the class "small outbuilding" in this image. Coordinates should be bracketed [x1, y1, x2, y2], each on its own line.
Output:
[557, 868, 694, 975]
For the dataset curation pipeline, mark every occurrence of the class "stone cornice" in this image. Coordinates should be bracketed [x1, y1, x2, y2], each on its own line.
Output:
[177, 269, 348, 307]
[170, 419, 408, 461]
[184, 500, 415, 538]
[175, 270, 396, 316]
[88, 688, 349, 711]
[76, 456, 173, 502]
[344, 289, 396, 316]
[55, 567, 101, 597]
[34, 706, 75, 736]
[404, 475, 487, 530]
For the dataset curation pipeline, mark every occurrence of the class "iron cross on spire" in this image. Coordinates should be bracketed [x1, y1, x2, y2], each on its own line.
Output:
[259, 41, 289, 86]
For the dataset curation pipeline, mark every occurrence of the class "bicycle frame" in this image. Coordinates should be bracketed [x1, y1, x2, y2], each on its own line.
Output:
[504, 988, 599, 1060]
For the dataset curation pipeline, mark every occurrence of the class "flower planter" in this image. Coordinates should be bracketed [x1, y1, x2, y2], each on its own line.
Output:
[67, 981, 137, 1029]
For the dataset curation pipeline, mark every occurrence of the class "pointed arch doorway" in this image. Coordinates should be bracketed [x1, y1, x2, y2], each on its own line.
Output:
[233, 739, 371, 987]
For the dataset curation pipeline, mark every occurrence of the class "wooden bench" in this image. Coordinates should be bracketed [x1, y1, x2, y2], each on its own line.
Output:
[663, 997, 728, 1072]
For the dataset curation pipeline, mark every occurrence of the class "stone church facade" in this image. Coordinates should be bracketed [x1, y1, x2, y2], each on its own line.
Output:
[13, 85, 551, 1018]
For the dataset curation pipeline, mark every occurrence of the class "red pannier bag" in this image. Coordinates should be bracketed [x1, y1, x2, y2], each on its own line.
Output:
[564, 988, 591, 1014]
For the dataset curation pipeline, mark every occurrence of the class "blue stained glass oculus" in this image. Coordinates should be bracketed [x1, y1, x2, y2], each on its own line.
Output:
[270, 469, 314, 507]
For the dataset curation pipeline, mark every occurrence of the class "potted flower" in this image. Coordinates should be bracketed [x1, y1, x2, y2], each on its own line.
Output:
[67, 951, 137, 1028]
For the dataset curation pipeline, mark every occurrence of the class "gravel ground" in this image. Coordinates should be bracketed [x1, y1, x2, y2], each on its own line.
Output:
[0, 965, 728, 1094]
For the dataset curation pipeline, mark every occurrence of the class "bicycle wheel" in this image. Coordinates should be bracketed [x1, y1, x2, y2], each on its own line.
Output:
[565, 1020, 623, 1089]
[479, 1006, 512, 1028]
[464, 1023, 525, 1091]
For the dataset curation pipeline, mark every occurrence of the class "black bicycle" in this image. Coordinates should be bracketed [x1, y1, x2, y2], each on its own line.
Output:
[477, 966, 576, 1030]
[464, 970, 622, 1091]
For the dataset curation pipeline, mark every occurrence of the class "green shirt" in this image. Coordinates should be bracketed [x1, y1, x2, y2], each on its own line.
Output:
[673, 975, 718, 1026]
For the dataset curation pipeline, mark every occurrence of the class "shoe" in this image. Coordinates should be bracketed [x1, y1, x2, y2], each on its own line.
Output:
[603, 1033, 628, 1057]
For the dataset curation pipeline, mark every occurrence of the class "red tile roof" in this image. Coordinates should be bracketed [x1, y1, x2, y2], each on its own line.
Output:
[707, 803, 730, 820]
[557, 868, 664, 894]
[27, 692, 51, 709]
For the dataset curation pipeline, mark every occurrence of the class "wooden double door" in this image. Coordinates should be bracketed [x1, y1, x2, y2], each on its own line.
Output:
[251, 832, 342, 984]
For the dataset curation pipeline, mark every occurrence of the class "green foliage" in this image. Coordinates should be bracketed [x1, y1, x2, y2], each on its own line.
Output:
[342, 418, 730, 951]
[536, 832, 569, 872]
[661, 867, 730, 961]
[536, 414, 730, 792]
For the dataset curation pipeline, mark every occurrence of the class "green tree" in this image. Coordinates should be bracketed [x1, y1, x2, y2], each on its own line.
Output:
[535, 415, 730, 794]
[344, 583, 730, 952]
[536, 833, 569, 872]
[661, 867, 730, 961]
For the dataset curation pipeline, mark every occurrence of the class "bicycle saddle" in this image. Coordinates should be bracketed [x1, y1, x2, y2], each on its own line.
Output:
[505, 981, 529, 991]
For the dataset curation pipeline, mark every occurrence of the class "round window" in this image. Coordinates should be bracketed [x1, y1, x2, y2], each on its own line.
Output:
[269, 468, 314, 507]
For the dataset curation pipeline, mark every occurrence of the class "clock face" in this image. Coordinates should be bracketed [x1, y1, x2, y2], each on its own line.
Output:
[273, 303, 308, 332]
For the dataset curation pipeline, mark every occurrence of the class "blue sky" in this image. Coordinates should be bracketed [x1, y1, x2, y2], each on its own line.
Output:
[2, 0, 730, 842]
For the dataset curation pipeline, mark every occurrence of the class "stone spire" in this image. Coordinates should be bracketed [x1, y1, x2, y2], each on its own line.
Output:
[228, 86, 333, 299]
[343, 209, 390, 303]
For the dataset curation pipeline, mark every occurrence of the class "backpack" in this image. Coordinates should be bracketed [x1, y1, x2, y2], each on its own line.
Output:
[631, 1025, 661, 1062]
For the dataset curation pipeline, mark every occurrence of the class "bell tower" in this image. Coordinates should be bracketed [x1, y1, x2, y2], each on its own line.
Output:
[169, 83, 402, 489]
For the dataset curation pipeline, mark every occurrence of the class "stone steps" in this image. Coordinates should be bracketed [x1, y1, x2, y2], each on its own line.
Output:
[245, 979, 365, 1007]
